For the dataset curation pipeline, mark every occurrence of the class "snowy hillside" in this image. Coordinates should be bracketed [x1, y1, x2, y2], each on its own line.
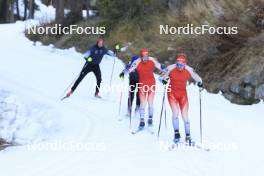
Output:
[0, 5, 264, 176]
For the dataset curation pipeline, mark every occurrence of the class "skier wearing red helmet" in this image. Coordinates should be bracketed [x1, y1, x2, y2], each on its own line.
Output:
[65, 37, 116, 99]
[162, 53, 203, 144]
[129, 48, 165, 128]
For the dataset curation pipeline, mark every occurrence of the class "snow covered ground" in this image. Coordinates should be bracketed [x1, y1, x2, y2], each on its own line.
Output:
[0, 4, 264, 176]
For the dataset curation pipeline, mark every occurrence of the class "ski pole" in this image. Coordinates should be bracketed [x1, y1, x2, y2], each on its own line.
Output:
[118, 91, 123, 116]
[157, 86, 167, 138]
[128, 88, 132, 129]
[109, 58, 116, 87]
[109, 52, 117, 88]
[61, 62, 88, 100]
[199, 88, 203, 144]
[164, 93, 167, 128]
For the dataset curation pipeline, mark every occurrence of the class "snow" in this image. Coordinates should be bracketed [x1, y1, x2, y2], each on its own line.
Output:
[0, 89, 60, 144]
[16, 0, 55, 23]
[0, 2, 264, 176]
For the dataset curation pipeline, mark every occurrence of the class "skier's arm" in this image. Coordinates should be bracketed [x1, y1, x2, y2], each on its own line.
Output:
[128, 59, 140, 73]
[106, 50, 116, 57]
[164, 64, 176, 78]
[119, 56, 139, 79]
[119, 61, 132, 79]
[122, 61, 133, 73]
[84, 50, 91, 60]
[149, 57, 163, 72]
[158, 64, 175, 84]
[185, 65, 203, 83]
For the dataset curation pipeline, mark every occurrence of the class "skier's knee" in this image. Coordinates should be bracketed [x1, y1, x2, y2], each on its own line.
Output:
[172, 115, 179, 121]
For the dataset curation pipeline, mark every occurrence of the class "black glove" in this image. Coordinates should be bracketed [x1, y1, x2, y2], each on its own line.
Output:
[197, 82, 203, 88]
[162, 78, 169, 85]
[119, 72, 125, 80]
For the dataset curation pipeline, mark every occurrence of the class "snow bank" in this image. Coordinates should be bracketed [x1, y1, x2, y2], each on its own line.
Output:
[0, 89, 61, 144]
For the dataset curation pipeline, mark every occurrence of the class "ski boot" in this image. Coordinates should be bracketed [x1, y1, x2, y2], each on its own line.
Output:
[94, 92, 102, 99]
[139, 119, 145, 129]
[61, 90, 73, 100]
[185, 134, 193, 146]
[67, 90, 73, 96]
[173, 130, 181, 144]
[147, 116, 153, 126]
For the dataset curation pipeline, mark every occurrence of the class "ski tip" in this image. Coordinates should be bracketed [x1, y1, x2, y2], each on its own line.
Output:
[61, 96, 68, 101]
[131, 131, 138, 135]
[148, 130, 154, 135]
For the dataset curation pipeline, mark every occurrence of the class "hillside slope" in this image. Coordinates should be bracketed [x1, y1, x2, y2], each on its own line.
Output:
[27, 0, 264, 104]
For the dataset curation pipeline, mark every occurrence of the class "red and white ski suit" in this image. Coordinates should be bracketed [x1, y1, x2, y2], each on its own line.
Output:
[165, 64, 202, 134]
[129, 57, 162, 120]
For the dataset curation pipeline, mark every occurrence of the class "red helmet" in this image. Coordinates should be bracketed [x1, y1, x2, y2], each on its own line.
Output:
[140, 48, 149, 57]
[176, 53, 187, 64]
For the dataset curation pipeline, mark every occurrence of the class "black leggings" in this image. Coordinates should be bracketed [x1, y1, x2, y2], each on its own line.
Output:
[128, 79, 140, 110]
[71, 63, 102, 94]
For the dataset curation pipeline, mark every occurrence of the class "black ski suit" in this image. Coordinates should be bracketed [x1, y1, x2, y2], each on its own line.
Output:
[71, 44, 114, 94]
[123, 55, 141, 111]
[128, 71, 140, 109]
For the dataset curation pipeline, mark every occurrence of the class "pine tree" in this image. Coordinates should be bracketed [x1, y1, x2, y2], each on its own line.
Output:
[55, 0, 64, 23]
[16, 0, 20, 20]
[23, 0, 27, 20]
[68, 0, 83, 22]
[9, 0, 15, 22]
[28, 0, 34, 19]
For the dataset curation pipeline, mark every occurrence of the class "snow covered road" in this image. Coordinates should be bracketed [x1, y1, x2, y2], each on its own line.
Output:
[0, 22, 264, 176]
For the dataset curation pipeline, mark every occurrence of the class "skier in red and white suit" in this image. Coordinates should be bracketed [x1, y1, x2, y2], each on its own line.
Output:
[162, 53, 203, 143]
[129, 48, 164, 128]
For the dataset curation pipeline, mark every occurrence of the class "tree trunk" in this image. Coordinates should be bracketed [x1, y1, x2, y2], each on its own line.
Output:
[23, 0, 27, 20]
[28, 0, 34, 19]
[16, 0, 20, 20]
[55, 0, 64, 23]
[5, 0, 10, 22]
[10, 0, 15, 22]
[69, 0, 83, 22]
[86, 0, 90, 19]
[0, 0, 8, 23]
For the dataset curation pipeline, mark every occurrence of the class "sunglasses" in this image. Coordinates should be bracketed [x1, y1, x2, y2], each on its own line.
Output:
[176, 63, 185, 69]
